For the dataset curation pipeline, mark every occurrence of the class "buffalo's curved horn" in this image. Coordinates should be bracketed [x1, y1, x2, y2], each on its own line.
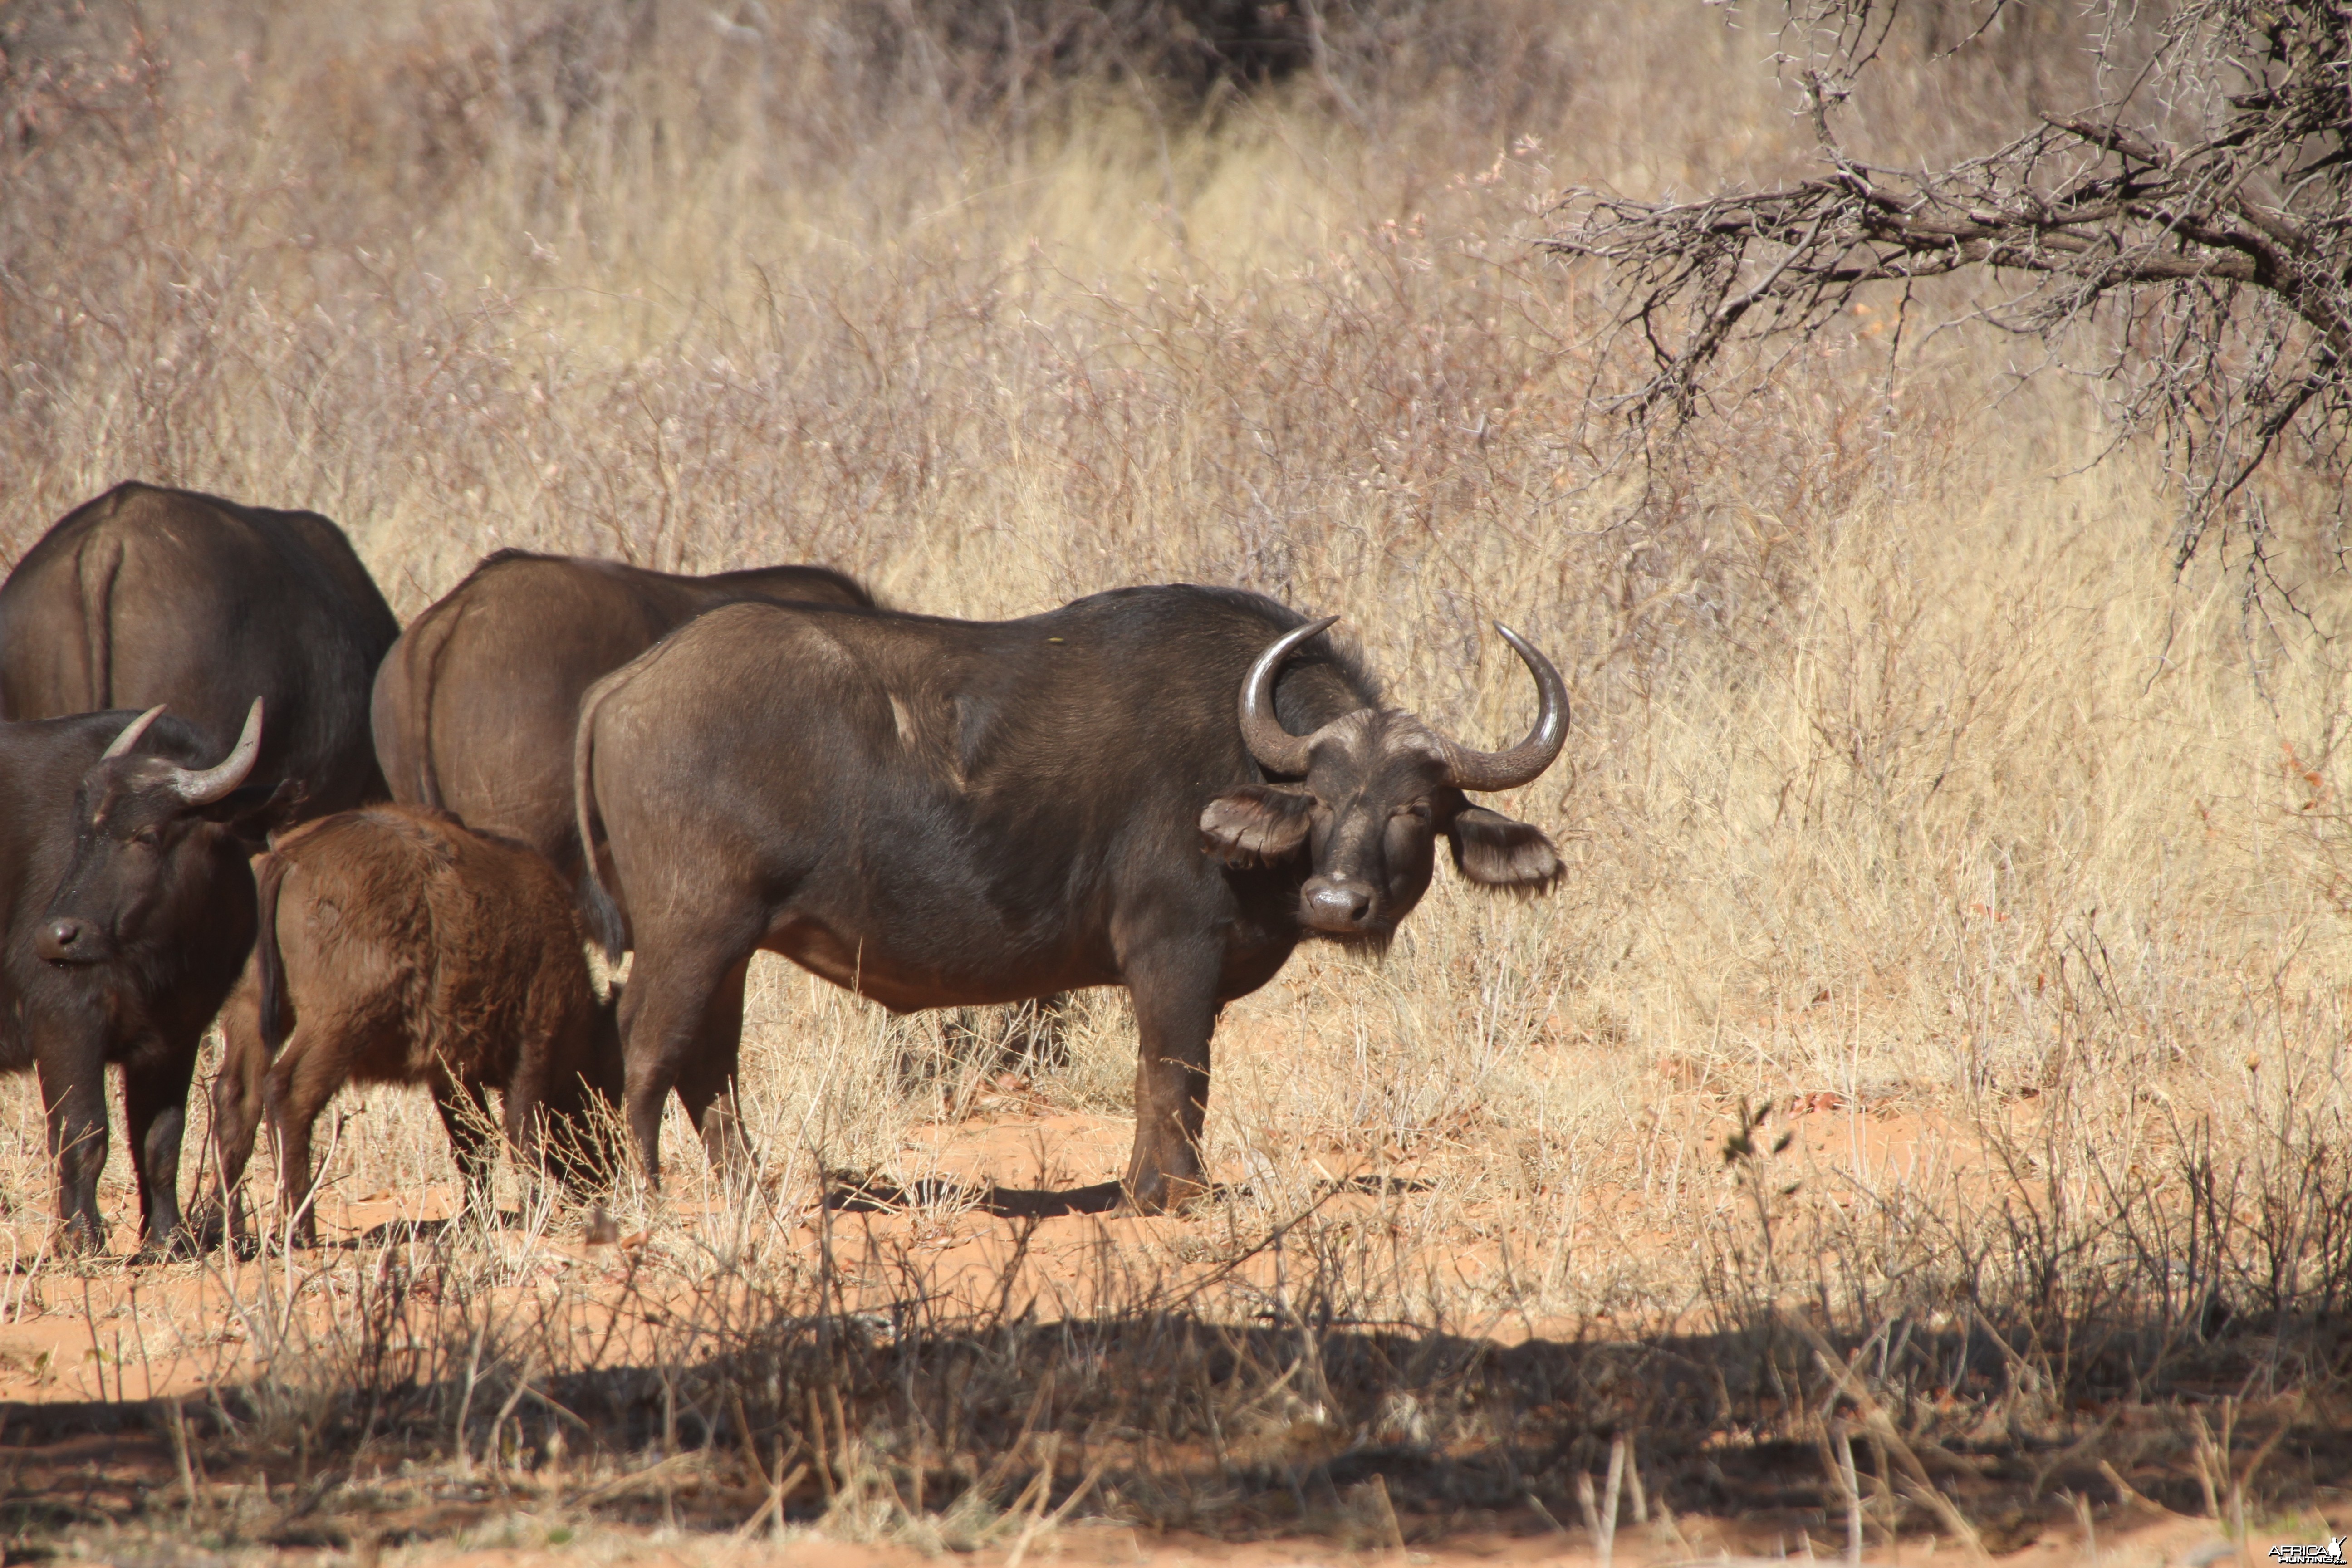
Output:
[100, 705, 167, 760]
[1437, 623, 1568, 793]
[165, 698, 264, 804]
[1238, 615, 1339, 776]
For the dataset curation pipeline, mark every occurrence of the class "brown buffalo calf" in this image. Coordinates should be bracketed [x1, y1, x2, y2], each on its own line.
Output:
[205, 805, 619, 1247]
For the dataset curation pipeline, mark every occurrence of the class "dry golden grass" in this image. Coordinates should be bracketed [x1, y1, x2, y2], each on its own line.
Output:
[1, 0, 2350, 1553]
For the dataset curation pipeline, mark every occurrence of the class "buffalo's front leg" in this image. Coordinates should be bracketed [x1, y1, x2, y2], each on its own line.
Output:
[121, 1037, 200, 1255]
[36, 1050, 109, 1253]
[1119, 942, 1224, 1214]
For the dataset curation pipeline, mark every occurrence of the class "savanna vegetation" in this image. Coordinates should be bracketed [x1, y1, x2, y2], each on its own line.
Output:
[0, 0, 2347, 1559]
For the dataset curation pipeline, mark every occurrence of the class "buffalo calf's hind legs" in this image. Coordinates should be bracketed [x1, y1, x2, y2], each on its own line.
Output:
[434, 1075, 500, 1219]
[265, 1023, 364, 1249]
[199, 984, 270, 1252]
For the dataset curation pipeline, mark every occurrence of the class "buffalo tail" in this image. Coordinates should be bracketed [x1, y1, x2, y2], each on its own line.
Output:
[254, 850, 294, 1058]
[571, 671, 628, 962]
[74, 526, 124, 710]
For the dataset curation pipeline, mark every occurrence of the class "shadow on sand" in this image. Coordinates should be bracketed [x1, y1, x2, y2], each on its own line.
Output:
[819, 1171, 1436, 1216]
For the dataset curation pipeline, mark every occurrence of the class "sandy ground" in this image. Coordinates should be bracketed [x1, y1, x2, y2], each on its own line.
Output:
[0, 1099, 2331, 1568]
[0, 1089, 1961, 1405]
[310, 1507, 2334, 1568]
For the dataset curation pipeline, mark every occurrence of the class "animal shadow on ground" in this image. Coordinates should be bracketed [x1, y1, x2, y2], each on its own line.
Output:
[352, 1212, 529, 1246]
[823, 1172, 1127, 1216]
[820, 1171, 1433, 1215]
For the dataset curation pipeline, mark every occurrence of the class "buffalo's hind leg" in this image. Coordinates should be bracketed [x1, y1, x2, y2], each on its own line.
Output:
[434, 1074, 500, 1223]
[500, 1035, 565, 1217]
[672, 956, 754, 1177]
[617, 936, 753, 1188]
[264, 1026, 358, 1250]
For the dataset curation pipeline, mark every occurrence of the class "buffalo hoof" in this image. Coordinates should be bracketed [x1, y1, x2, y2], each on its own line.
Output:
[181, 1205, 257, 1259]
[48, 1220, 109, 1261]
[128, 1233, 198, 1267]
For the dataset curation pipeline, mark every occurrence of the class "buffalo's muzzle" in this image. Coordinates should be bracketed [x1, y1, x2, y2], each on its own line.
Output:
[37, 917, 100, 965]
[1300, 877, 1377, 934]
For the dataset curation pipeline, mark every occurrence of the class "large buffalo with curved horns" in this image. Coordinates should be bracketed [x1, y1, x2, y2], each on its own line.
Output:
[573, 585, 1567, 1210]
[0, 700, 282, 1251]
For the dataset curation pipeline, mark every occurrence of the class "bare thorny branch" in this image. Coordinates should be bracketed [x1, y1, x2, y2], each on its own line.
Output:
[1544, 0, 2351, 566]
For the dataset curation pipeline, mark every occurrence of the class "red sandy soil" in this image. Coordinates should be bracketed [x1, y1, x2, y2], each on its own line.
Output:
[0, 1088, 1994, 1405]
[0, 1092, 2324, 1565]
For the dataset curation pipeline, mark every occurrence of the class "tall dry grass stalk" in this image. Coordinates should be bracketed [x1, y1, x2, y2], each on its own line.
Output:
[1, 0, 2349, 1541]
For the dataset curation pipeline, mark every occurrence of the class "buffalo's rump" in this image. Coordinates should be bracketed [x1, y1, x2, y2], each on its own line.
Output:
[262, 806, 590, 1086]
[0, 482, 400, 815]
[372, 549, 872, 884]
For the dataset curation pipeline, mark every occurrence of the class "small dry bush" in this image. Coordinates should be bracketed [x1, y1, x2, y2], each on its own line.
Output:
[1, 0, 2350, 1550]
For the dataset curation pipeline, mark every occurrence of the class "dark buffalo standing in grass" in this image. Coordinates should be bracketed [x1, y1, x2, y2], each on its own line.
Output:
[202, 804, 622, 1250]
[371, 550, 873, 888]
[573, 585, 1567, 1210]
[3, 703, 281, 1251]
[0, 483, 401, 818]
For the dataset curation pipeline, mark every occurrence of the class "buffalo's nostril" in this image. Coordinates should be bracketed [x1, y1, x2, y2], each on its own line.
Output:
[1304, 882, 1374, 929]
[38, 918, 89, 963]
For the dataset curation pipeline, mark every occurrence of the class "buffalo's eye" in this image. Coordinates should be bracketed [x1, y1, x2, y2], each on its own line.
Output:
[1394, 800, 1432, 823]
[130, 826, 162, 849]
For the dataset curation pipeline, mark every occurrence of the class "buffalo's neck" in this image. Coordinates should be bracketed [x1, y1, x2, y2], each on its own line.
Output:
[1214, 869, 1312, 1001]
[146, 844, 259, 1015]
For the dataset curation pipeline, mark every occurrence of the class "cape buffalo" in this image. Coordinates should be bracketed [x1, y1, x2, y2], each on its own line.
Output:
[371, 550, 872, 887]
[0, 483, 401, 818]
[203, 805, 622, 1250]
[4, 702, 279, 1251]
[573, 586, 1566, 1210]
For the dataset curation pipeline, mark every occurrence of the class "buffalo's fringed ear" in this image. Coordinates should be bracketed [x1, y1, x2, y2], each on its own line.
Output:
[1448, 805, 1562, 891]
[1200, 784, 1317, 866]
